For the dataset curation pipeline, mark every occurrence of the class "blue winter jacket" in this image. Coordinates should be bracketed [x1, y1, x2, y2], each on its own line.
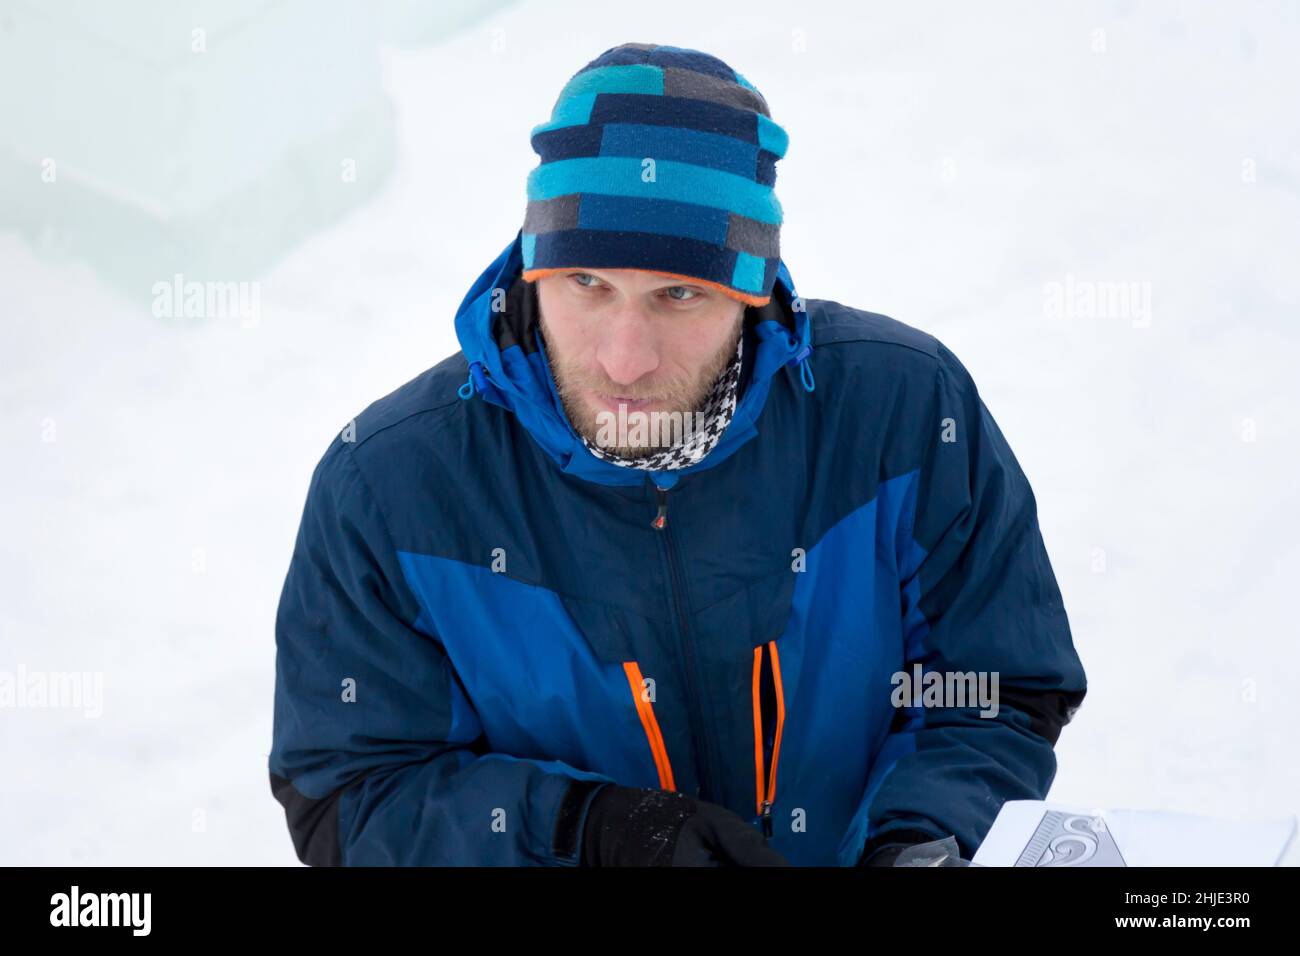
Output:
[268, 230, 1087, 866]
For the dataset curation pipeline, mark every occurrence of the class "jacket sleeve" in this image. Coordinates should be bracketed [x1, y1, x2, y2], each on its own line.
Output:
[268, 438, 615, 866]
[839, 342, 1088, 865]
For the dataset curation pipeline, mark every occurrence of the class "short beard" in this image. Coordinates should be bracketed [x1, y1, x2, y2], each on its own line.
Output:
[539, 308, 743, 460]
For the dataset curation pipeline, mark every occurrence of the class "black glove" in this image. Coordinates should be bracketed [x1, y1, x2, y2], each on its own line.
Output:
[580, 784, 790, 867]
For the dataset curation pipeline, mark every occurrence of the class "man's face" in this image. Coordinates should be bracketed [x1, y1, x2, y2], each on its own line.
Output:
[536, 268, 745, 459]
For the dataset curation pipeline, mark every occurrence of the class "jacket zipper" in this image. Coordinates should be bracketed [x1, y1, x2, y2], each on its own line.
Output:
[649, 479, 723, 802]
[752, 640, 786, 837]
[623, 661, 676, 791]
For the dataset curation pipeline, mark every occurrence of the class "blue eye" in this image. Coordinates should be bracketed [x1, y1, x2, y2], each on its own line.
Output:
[664, 286, 700, 301]
[570, 273, 600, 288]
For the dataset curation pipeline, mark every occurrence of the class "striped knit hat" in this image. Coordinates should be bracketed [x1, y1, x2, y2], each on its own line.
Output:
[521, 42, 788, 307]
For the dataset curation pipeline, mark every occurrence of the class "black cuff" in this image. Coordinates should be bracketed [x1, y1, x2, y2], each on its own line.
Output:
[552, 779, 611, 864]
[858, 827, 946, 866]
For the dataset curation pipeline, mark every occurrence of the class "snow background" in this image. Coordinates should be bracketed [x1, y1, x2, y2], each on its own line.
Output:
[1, 0, 1297, 865]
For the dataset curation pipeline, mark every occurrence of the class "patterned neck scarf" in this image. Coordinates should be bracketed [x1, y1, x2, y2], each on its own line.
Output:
[578, 332, 744, 471]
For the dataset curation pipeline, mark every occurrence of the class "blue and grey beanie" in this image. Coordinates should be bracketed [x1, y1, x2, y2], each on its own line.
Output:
[521, 42, 789, 307]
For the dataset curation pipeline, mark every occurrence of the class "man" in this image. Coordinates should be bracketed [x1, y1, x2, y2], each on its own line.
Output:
[269, 42, 1087, 867]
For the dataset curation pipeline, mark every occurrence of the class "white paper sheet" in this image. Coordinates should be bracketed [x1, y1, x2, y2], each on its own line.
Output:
[972, 800, 1297, 867]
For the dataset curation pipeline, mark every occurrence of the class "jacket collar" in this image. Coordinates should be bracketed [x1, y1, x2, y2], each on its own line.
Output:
[453, 229, 814, 488]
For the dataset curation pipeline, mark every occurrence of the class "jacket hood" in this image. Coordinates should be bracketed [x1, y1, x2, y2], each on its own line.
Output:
[452, 228, 814, 488]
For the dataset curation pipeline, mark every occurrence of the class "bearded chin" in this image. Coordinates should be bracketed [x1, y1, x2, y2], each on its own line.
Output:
[560, 392, 673, 460]
[544, 318, 742, 460]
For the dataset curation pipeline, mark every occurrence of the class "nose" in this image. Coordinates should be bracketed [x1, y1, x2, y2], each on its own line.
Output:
[594, 302, 660, 387]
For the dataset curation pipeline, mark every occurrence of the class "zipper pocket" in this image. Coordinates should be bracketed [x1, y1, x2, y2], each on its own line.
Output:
[751, 640, 786, 837]
[623, 661, 676, 791]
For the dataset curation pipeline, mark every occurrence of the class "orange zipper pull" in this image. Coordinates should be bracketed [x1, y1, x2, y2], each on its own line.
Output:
[651, 485, 668, 530]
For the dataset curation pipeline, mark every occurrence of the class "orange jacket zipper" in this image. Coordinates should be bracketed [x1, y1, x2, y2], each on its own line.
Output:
[752, 640, 786, 837]
[623, 661, 676, 791]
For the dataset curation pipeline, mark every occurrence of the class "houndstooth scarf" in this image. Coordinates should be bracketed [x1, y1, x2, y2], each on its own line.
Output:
[579, 332, 744, 471]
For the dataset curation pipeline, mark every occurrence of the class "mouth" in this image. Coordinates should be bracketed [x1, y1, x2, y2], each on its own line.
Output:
[589, 390, 660, 414]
